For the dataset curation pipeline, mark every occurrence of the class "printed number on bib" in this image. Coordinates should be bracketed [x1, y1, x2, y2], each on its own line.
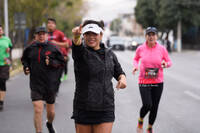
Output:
[145, 68, 159, 79]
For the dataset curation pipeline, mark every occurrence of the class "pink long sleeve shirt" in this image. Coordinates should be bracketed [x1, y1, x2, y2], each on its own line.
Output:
[133, 42, 172, 84]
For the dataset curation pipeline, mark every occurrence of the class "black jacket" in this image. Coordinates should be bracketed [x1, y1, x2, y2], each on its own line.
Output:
[21, 41, 65, 94]
[72, 42, 125, 111]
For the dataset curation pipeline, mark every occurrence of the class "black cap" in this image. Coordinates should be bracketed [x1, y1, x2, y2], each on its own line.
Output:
[35, 27, 47, 34]
[145, 27, 158, 35]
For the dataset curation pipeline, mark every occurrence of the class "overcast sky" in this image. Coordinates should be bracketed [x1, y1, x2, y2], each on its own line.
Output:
[83, 0, 136, 23]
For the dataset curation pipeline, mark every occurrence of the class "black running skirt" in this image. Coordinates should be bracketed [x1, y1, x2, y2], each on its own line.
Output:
[71, 109, 115, 125]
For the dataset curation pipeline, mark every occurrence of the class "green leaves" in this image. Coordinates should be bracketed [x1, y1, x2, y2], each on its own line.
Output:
[135, 0, 200, 33]
[110, 18, 122, 34]
[0, 0, 86, 39]
[135, 0, 157, 28]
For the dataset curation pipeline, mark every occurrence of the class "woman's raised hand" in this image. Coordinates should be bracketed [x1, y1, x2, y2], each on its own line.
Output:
[72, 25, 82, 45]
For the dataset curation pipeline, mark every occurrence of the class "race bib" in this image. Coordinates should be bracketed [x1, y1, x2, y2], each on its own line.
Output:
[144, 68, 159, 79]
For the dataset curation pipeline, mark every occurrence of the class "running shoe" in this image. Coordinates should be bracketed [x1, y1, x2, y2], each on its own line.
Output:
[136, 118, 143, 133]
[147, 127, 153, 133]
[46, 121, 56, 133]
[137, 119, 143, 128]
[136, 127, 143, 133]
[60, 74, 67, 81]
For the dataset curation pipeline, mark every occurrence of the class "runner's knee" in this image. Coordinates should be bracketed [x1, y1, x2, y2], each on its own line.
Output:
[47, 109, 55, 116]
[33, 102, 43, 114]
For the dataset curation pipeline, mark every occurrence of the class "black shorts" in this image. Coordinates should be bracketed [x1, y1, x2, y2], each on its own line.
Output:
[0, 78, 6, 91]
[0, 65, 9, 80]
[31, 91, 56, 104]
[71, 109, 115, 125]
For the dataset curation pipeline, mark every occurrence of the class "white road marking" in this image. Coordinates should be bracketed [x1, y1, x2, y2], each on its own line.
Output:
[184, 90, 200, 100]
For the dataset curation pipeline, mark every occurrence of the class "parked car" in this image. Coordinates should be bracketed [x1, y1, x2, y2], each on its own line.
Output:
[127, 40, 138, 50]
[127, 37, 145, 51]
[108, 36, 125, 51]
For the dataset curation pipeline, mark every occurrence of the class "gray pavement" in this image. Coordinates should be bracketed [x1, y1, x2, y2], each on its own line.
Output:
[0, 50, 200, 133]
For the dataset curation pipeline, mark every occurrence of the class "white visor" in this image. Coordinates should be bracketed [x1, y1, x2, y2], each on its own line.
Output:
[82, 24, 103, 34]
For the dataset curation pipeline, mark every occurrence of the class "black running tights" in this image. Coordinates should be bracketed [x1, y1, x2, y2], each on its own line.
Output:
[139, 83, 163, 125]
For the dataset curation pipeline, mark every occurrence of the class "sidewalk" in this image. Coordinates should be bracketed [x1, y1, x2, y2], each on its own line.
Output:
[9, 58, 23, 77]
[10, 66, 23, 77]
[9, 48, 23, 77]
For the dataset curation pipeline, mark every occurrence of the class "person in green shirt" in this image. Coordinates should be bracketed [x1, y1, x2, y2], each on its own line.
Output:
[0, 25, 12, 110]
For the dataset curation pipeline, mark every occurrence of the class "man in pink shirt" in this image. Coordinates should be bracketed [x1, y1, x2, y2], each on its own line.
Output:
[133, 27, 172, 133]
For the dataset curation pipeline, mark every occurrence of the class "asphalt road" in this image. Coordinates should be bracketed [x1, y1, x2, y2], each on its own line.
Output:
[0, 50, 200, 133]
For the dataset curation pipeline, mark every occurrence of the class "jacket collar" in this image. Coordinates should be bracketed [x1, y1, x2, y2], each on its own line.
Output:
[86, 42, 106, 51]
[34, 40, 48, 46]
[145, 41, 158, 49]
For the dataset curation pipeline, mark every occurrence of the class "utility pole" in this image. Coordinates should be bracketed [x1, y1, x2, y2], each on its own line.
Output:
[177, 20, 182, 52]
[4, 0, 9, 37]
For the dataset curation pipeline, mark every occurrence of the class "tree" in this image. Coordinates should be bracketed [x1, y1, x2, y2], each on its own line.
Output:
[0, 0, 3, 25]
[135, 0, 200, 44]
[53, 0, 87, 37]
[0, 0, 86, 45]
[8, 0, 57, 43]
[175, 0, 200, 32]
[135, 0, 158, 28]
[157, 0, 178, 33]
[110, 18, 122, 35]
[135, 0, 200, 33]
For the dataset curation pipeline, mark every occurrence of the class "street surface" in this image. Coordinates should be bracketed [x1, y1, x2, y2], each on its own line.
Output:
[0, 50, 200, 133]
